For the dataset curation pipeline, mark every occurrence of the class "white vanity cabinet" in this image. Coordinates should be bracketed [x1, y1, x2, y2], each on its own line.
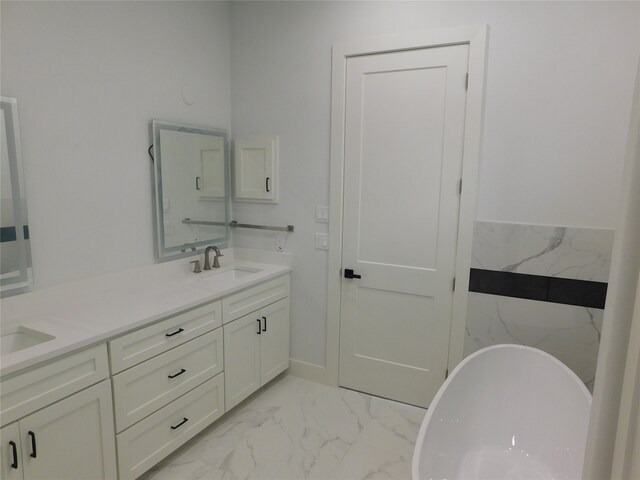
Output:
[1, 381, 116, 480]
[223, 276, 290, 410]
[110, 300, 226, 480]
[0, 346, 116, 480]
[1, 267, 291, 480]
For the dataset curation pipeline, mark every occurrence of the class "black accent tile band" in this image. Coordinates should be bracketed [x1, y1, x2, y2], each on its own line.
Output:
[469, 268, 608, 309]
[0, 225, 30, 243]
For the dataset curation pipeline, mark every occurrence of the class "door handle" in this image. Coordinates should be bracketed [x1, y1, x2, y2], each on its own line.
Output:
[344, 269, 361, 279]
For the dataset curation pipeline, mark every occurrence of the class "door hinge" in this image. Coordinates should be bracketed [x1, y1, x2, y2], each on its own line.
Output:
[465, 73, 469, 90]
[452, 277, 456, 291]
[458, 178, 463, 195]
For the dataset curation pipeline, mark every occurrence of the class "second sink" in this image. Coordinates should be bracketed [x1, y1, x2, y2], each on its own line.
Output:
[1, 326, 56, 356]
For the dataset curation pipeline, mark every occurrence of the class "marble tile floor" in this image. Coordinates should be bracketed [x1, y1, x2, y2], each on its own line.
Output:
[143, 375, 426, 480]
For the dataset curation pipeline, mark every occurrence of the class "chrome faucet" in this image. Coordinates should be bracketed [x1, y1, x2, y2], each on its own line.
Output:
[204, 245, 223, 270]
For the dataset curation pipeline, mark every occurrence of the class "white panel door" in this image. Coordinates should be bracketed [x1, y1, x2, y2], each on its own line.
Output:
[339, 45, 469, 407]
[20, 380, 116, 480]
[260, 298, 290, 385]
[224, 313, 261, 410]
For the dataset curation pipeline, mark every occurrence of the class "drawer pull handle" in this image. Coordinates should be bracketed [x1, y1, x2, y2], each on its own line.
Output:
[168, 368, 186, 379]
[9, 440, 18, 468]
[28, 431, 37, 458]
[166, 327, 184, 337]
[257, 318, 261, 334]
[262, 316, 267, 332]
[170, 417, 189, 430]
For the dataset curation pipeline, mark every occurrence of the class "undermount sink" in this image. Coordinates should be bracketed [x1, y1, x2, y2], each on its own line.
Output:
[1, 326, 55, 356]
[184, 266, 263, 287]
[210, 267, 261, 280]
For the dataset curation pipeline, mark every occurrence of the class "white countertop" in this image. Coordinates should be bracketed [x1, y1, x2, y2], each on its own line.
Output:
[0, 248, 292, 378]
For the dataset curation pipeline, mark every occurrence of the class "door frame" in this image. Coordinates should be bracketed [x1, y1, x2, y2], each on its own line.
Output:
[325, 25, 489, 387]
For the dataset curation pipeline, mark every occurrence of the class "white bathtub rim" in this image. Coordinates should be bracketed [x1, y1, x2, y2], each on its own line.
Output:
[411, 343, 592, 480]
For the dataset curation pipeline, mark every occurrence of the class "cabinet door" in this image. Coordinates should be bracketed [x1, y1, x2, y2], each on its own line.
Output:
[234, 135, 278, 203]
[195, 133, 226, 199]
[1, 422, 23, 480]
[224, 313, 261, 410]
[260, 298, 290, 385]
[20, 380, 116, 480]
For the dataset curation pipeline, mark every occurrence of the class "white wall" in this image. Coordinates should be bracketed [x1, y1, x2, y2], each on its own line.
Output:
[2, 1, 638, 370]
[229, 1, 640, 366]
[1, 1, 231, 289]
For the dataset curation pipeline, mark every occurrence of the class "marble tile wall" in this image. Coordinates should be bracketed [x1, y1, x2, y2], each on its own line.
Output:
[465, 221, 614, 390]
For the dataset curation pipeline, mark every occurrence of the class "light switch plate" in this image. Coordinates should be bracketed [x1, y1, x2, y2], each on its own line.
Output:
[316, 206, 329, 223]
[315, 233, 329, 250]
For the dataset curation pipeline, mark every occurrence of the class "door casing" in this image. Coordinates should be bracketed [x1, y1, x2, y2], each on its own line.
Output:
[320, 25, 489, 387]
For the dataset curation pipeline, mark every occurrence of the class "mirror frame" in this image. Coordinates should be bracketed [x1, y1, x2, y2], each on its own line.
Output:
[152, 120, 231, 259]
[1, 96, 33, 295]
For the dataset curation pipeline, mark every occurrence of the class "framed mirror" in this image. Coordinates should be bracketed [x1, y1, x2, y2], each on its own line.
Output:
[152, 121, 230, 259]
[1, 97, 33, 294]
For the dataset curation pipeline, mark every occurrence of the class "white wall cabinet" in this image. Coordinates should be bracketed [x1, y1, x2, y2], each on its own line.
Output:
[0, 380, 116, 480]
[233, 135, 279, 203]
[224, 297, 290, 410]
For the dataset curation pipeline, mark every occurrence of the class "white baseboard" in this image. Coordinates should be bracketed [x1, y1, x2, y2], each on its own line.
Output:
[288, 359, 333, 386]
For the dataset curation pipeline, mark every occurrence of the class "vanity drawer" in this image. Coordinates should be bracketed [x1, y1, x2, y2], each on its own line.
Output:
[0, 344, 109, 427]
[222, 274, 290, 323]
[116, 373, 225, 480]
[112, 328, 223, 432]
[109, 300, 222, 374]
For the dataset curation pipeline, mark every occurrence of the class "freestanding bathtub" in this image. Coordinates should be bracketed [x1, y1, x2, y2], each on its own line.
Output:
[412, 345, 592, 480]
